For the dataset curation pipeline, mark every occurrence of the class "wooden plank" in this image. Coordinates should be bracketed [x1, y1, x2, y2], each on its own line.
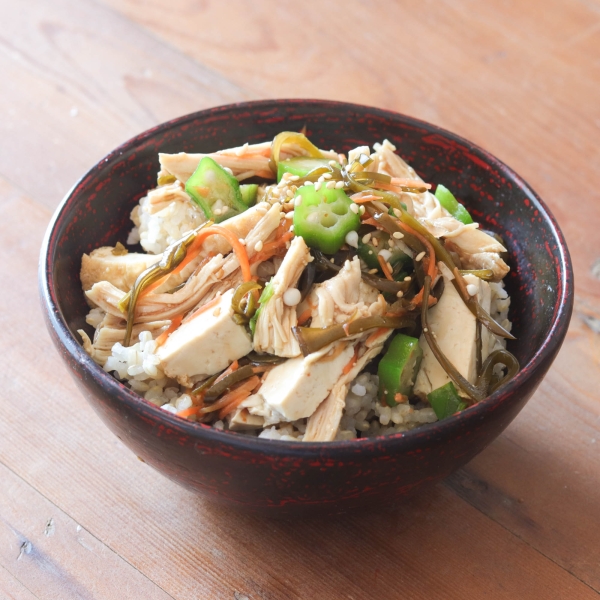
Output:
[0, 0, 249, 211]
[0, 463, 174, 600]
[0, 564, 39, 600]
[0, 176, 597, 598]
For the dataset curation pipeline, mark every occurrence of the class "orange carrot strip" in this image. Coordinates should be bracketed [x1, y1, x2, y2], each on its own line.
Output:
[201, 376, 260, 415]
[176, 406, 202, 418]
[297, 308, 312, 325]
[350, 194, 381, 204]
[342, 346, 359, 375]
[250, 231, 294, 265]
[390, 177, 431, 190]
[365, 327, 388, 346]
[377, 254, 394, 281]
[397, 222, 437, 281]
[154, 314, 183, 348]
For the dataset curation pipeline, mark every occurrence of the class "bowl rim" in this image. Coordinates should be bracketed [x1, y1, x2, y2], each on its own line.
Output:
[39, 98, 574, 458]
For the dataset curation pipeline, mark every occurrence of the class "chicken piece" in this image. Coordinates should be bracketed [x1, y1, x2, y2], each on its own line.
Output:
[250, 342, 356, 424]
[78, 320, 169, 366]
[80, 247, 161, 293]
[304, 342, 387, 442]
[413, 274, 493, 399]
[303, 256, 385, 328]
[253, 236, 309, 357]
[159, 142, 339, 184]
[86, 204, 281, 323]
[156, 289, 252, 386]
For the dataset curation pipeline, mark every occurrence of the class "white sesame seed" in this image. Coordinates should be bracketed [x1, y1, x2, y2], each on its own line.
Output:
[467, 283, 478, 296]
[317, 176, 325, 183]
[326, 181, 336, 189]
[368, 268, 378, 274]
[330, 258, 335, 263]
[295, 196, 303, 206]
[388, 239, 395, 247]
[423, 327, 428, 333]
[314, 182, 322, 191]
[350, 203, 359, 214]
[368, 250, 373, 255]
[335, 181, 344, 189]
[396, 290, 404, 298]
[289, 225, 294, 232]
[254, 241, 263, 252]
[345, 230, 359, 248]
[415, 251, 426, 262]
[359, 206, 365, 215]
[223, 167, 234, 175]
[238, 238, 245, 245]
[393, 208, 402, 218]
[283, 288, 301, 307]
[323, 173, 332, 179]
[404, 276, 412, 282]
[286, 189, 294, 198]
[289, 175, 300, 181]
[285, 211, 294, 220]
[304, 180, 314, 186]
[213, 208, 222, 215]
[362, 233, 372, 244]
[392, 231, 404, 239]
[328, 160, 337, 167]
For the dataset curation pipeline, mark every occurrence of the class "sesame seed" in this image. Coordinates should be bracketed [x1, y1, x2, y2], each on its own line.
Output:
[415, 251, 426, 262]
[359, 206, 365, 215]
[335, 181, 344, 189]
[368, 250, 373, 255]
[213, 208, 222, 215]
[323, 173, 332, 179]
[317, 176, 325, 183]
[328, 160, 337, 166]
[285, 211, 294, 220]
[392, 231, 404, 239]
[314, 182, 322, 191]
[404, 276, 412, 282]
[286, 189, 294, 198]
[345, 230, 358, 248]
[396, 290, 404, 298]
[423, 327, 428, 333]
[368, 268, 378, 274]
[350, 203, 359, 214]
[304, 180, 314, 186]
[330, 258, 335, 263]
[238, 238, 245, 245]
[295, 196, 303, 207]
[326, 181, 336, 189]
[289, 225, 294, 232]
[254, 241, 263, 252]
[388, 239, 395, 247]
[393, 208, 402, 218]
[362, 233, 372, 244]
[289, 175, 300, 181]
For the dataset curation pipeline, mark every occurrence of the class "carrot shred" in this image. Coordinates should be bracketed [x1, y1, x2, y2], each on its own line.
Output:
[389, 177, 431, 190]
[349, 194, 381, 204]
[176, 405, 202, 418]
[185, 294, 222, 322]
[297, 308, 312, 325]
[201, 376, 260, 416]
[365, 327, 389, 346]
[154, 314, 183, 348]
[361, 217, 379, 227]
[377, 254, 394, 281]
[397, 222, 437, 281]
[250, 231, 294, 265]
[213, 360, 239, 386]
[342, 346, 359, 375]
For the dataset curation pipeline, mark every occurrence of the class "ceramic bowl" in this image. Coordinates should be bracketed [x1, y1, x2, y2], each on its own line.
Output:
[39, 100, 573, 516]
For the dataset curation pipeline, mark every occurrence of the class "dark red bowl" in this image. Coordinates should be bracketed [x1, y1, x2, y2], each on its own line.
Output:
[39, 100, 573, 516]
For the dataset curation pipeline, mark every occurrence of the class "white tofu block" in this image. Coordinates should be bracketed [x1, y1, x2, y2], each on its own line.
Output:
[414, 274, 491, 398]
[258, 343, 355, 421]
[157, 289, 252, 385]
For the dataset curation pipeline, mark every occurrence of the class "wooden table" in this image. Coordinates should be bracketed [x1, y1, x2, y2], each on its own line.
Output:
[1, 0, 599, 598]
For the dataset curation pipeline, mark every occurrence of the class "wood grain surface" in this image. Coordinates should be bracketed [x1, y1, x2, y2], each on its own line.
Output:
[1, 0, 599, 598]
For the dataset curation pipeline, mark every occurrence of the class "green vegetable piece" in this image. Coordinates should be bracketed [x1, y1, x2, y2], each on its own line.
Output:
[427, 381, 465, 420]
[185, 157, 246, 223]
[378, 334, 423, 407]
[277, 157, 339, 182]
[240, 184, 258, 207]
[249, 279, 275, 335]
[293, 186, 360, 255]
[357, 230, 412, 271]
[435, 184, 474, 225]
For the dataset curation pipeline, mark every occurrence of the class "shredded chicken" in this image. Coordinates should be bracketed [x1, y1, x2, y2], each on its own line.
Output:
[253, 235, 309, 357]
[304, 257, 386, 328]
[159, 142, 339, 183]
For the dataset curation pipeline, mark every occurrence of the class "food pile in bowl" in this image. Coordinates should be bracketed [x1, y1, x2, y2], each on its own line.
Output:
[78, 132, 519, 442]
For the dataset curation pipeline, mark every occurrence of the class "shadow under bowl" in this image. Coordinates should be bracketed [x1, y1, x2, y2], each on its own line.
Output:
[39, 99, 573, 517]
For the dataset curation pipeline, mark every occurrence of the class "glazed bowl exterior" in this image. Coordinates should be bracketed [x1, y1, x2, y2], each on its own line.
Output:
[39, 100, 573, 516]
